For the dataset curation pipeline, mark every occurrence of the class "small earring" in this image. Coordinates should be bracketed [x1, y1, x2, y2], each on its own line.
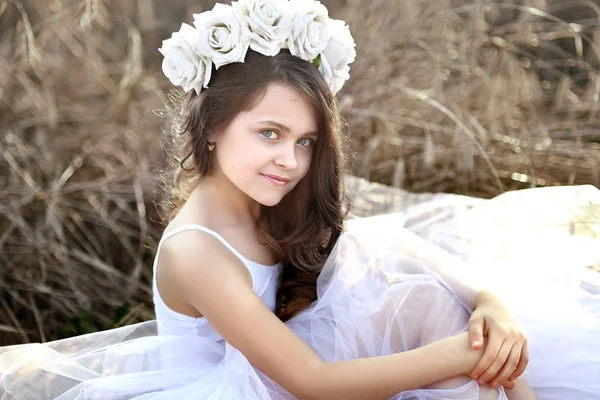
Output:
[207, 143, 215, 152]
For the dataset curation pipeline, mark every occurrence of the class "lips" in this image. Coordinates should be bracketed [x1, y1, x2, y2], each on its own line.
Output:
[262, 174, 290, 186]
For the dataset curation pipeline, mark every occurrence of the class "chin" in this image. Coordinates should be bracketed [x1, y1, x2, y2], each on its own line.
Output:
[249, 189, 289, 207]
[256, 196, 285, 207]
[245, 184, 296, 207]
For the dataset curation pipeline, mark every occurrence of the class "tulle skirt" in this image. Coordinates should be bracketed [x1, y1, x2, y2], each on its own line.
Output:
[1, 184, 599, 400]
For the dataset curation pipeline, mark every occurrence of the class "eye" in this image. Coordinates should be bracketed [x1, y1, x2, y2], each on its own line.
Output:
[260, 130, 279, 140]
[297, 138, 314, 147]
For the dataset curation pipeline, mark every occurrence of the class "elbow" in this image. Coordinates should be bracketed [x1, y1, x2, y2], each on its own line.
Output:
[296, 394, 318, 400]
[296, 390, 325, 400]
[294, 363, 330, 400]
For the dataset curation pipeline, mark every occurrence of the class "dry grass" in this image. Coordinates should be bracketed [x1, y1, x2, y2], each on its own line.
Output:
[0, 0, 599, 345]
[339, 0, 600, 196]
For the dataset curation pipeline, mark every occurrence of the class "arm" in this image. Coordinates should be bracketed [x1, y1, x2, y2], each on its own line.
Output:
[314, 333, 481, 400]
[159, 231, 483, 400]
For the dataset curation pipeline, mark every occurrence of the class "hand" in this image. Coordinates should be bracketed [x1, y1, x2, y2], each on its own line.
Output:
[468, 290, 529, 390]
[453, 331, 487, 376]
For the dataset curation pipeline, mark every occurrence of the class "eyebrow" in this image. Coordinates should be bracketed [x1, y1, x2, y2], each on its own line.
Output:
[258, 120, 319, 138]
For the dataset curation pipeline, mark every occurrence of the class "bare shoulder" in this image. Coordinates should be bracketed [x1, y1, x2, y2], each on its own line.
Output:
[155, 228, 253, 317]
[158, 226, 254, 281]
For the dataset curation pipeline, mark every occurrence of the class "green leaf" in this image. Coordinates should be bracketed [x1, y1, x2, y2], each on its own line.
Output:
[312, 54, 321, 69]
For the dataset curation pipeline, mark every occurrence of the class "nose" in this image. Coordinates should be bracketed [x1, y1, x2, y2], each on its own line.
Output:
[275, 143, 297, 170]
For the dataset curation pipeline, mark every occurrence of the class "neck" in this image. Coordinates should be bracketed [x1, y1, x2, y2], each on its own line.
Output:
[195, 167, 262, 224]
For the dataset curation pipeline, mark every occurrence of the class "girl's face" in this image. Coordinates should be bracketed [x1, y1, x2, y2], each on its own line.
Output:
[212, 83, 319, 207]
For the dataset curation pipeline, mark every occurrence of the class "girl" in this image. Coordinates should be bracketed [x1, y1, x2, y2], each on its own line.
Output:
[1, 1, 599, 399]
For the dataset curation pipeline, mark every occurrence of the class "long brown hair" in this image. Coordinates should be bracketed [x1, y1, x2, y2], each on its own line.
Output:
[159, 49, 347, 321]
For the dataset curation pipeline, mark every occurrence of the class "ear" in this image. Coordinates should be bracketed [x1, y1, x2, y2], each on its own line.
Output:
[208, 128, 220, 144]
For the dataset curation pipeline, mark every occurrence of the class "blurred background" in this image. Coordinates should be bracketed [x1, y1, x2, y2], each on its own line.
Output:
[1, 0, 599, 345]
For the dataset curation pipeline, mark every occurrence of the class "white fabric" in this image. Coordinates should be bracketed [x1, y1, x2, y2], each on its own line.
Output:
[152, 224, 282, 340]
[1, 185, 599, 399]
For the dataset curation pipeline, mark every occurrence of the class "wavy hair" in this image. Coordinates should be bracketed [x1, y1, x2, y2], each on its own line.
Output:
[159, 49, 348, 321]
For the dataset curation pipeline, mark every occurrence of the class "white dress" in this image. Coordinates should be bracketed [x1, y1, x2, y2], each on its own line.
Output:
[1, 185, 599, 399]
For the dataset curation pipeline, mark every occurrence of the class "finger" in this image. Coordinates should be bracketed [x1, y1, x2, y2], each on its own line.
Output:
[468, 315, 485, 349]
[471, 332, 502, 380]
[509, 339, 529, 381]
[478, 340, 513, 384]
[490, 343, 521, 388]
[495, 378, 516, 390]
[478, 339, 514, 384]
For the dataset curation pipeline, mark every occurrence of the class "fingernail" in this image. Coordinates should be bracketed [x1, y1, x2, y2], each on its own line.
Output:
[473, 340, 481, 346]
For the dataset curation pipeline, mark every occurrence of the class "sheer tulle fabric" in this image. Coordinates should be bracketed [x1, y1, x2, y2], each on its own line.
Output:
[1, 185, 599, 400]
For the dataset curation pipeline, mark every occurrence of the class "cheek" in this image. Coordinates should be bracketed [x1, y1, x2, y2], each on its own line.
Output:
[297, 151, 313, 177]
[218, 138, 259, 167]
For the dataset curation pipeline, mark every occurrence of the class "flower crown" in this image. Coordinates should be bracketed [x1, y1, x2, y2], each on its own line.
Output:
[159, 0, 356, 96]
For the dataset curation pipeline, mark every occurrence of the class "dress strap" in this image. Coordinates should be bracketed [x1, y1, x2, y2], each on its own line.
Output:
[158, 224, 247, 263]
[154, 224, 280, 295]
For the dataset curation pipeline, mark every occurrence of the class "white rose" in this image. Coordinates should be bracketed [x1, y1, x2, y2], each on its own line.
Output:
[318, 56, 348, 95]
[329, 65, 350, 94]
[159, 23, 212, 94]
[286, 0, 331, 61]
[233, 0, 293, 57]
[193, 3, 252, 69]
[321, 19, 356, 71]
[317, 19, 355, 94]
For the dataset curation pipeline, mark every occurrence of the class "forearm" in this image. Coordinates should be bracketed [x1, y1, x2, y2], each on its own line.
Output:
[305, 334, 479, 400]
[391, 229, 484, 308]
